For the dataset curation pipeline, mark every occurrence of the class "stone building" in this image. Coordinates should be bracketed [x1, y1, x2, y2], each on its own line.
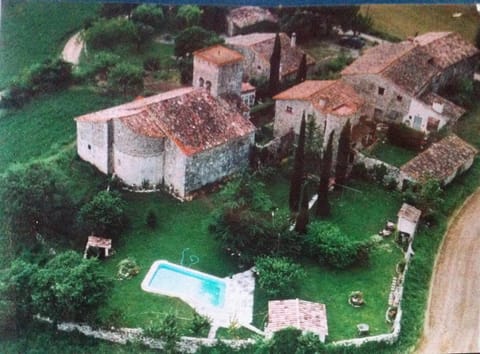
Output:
[76, 46, 255, 200]
[226, 6, 278, 36]
[341, 32, 478, 133]
[225, 32, 315, 82]
[273, 79, 369, 155]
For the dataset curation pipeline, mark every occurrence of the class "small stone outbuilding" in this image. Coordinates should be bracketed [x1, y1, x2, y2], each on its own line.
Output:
[265, 299, 328, 342]
[400, 134, 477, 186]
[397, 203, 422, 238]
[226, 7, 278, 36]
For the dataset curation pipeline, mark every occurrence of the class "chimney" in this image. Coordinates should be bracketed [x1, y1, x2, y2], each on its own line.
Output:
[291, 32, 296, 48]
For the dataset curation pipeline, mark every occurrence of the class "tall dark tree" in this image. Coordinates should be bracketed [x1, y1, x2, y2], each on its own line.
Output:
[316, 131, 334, 218]
[335, 119, 351, 188]
[296, 53, 307, 84]
[289, 113, 306, 212]
[294, 185, 310, 234]
[475, 25, 480, 49]
[304, 113, 323, 174]
[269, 33, 281, 94]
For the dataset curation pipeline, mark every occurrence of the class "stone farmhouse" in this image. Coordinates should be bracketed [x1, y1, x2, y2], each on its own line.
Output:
[226, 6, 278, 36]
[341, 32, 479, 133]
[226, 32, 316, 82]
[76, 45, 255, 200]
[273, 79, 368, 154]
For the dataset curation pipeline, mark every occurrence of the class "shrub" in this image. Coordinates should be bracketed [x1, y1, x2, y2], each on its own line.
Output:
[146, 209, 157, 229]
[387, 123, 426, 151]
[144, 313, 180, 352]
[306, 221, 371, 269]
[270, 327, 303, 354]
[255, 256, 305, 298]
[77, 190, 128, 238]
[117, 258, 140, 279]
[189, 313, 211, 336]
[83, 18, 137, 50]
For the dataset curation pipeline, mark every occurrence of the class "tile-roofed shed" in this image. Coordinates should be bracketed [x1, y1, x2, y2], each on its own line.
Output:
[400, 134, 477, 184]
[194, 45, 244, 67]
[76, 88, 255, 156]
[398, 203, 422, 224]
[266, 299, 328, 342]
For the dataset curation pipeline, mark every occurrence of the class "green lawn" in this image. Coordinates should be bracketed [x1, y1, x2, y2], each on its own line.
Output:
[361, 5, 478, 43]
[368, 141, 418, 167]
[0, 1, 98, 87]
[0, 87, 122, 172]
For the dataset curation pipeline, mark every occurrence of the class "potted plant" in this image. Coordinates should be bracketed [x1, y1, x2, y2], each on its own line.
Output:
[349, 291, 365, 307]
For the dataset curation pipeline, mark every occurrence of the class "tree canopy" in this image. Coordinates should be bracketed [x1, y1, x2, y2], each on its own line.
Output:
[269, 33, 281, 94]
[174, 26, 224, 58]
[106, 62, 144, 97]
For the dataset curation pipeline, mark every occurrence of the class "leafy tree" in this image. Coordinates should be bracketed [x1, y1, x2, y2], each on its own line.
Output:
[107, 63, 144, 97]
[146, 209, 157, 229]
[270, 328, 303, 354]
[145, 313, 181, 353]
[176, 5, 203, 28]
[316, 131, 334, 218]
[335, 119, 351, 188]
[77, 190, 128, 238]
[306, 221, 371, 269]
[189, 313, 211, 336]
[209, 174, 302, 265]
[289, 113, 306, 212]
[89, 51, 120, 80]
[403, 178, 443, 222]
[269, 33, 281, 94]
[84, 18, 137, 51]
[200, 6, 228, 33]
[99, 3, 137, 19]
[0, 163, 75, 247]
[255, 256, 305, 298]
[1, 251, 112, 324]
[131, 4, 164, 30]
[174, 26, 224, 58]
[296, 53, 308, 84]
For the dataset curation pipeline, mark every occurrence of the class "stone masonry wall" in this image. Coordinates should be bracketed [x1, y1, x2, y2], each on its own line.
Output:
[193, 57, 243, 97]
[163, 139, 187, 198]
[273, 99, 320, 137]
[343, 74, 412, 123]
[226, 44, 269, 81]
[76, 121, 110, 174]
[184, 133, 254, 195]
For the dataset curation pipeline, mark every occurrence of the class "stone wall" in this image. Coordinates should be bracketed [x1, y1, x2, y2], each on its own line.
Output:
[163, 139, 187, 198]
[193, 57, 243, 97]
[184, 134, 254, 195]
[226, 44, 269, 81]
[273, 99, 316, 137]
[355, 152, 403, 188]
[343, 74, 412, 124]
[76, 120, 110, 174]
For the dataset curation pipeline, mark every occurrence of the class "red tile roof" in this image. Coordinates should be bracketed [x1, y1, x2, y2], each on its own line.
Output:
[400, 134, 477, 183]
[76, 88, 255, 156]
[194, 45, 244, 67]
[266, 299, 328, 339]
[342, 32, 479, 96]
[420, 92, 466, 122]
[227, 32, 315, 77]
[274, 80, 364, 116]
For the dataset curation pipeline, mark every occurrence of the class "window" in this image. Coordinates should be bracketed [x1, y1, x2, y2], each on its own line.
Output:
[199, 77, 204, 87]
[413, 115, 422, 130]
[205, 81, 212, 92]
[373, 108, 383, 120]
[88, 144, 91, 150]
[397, 95, 403, 102]
[286, 106, 293, 113]
[378, 87, 385, 95]
[427, 117, 440, 132]
[257, 65, 262, 70]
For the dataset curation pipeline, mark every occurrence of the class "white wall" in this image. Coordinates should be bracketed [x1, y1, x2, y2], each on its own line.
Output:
[112, 149, 164, 187]
[403, 98, 449, 132]
[76, 121, 109, 174]
[397, 218, 417, 236]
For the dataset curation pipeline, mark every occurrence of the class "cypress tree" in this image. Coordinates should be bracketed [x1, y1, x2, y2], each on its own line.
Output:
[289, 113, 306, 212]
[335, 119, 351, 188]
[294, 184, 310, 234]
[296, 53, 307, 84]
[269, 33, 281, 94]
[316, 131, 334, 218]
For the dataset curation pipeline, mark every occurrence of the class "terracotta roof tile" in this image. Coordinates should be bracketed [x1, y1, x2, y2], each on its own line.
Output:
[400, 134, 477, 183]
[397, 203, 421, 223]
[227, 6, 278, 28]
[76, 88, 255, 156]
[241, 82, 256, 93]
[194, 45, 244, 67]
[266, 299, 328, 338]
[274, 79, 364, 116]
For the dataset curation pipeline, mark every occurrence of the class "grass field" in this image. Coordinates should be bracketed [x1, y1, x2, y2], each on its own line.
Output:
[361, 5, 478, 43]
[0, 1, 98, 88]
[368, 141, 418, 167]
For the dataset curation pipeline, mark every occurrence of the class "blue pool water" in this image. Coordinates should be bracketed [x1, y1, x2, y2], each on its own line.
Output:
[147, 261, 226, 307]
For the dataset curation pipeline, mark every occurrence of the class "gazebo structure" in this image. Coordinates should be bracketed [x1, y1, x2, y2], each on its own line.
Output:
[83, 235, 112, 259]
[265, 299, 328, 342]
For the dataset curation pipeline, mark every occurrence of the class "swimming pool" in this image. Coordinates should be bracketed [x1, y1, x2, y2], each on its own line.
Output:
[141, 260, 226, 308]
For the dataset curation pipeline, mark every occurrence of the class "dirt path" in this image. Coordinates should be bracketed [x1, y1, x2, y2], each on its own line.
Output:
[62, 32, 83, 65]
[417, 189, 480, 353]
